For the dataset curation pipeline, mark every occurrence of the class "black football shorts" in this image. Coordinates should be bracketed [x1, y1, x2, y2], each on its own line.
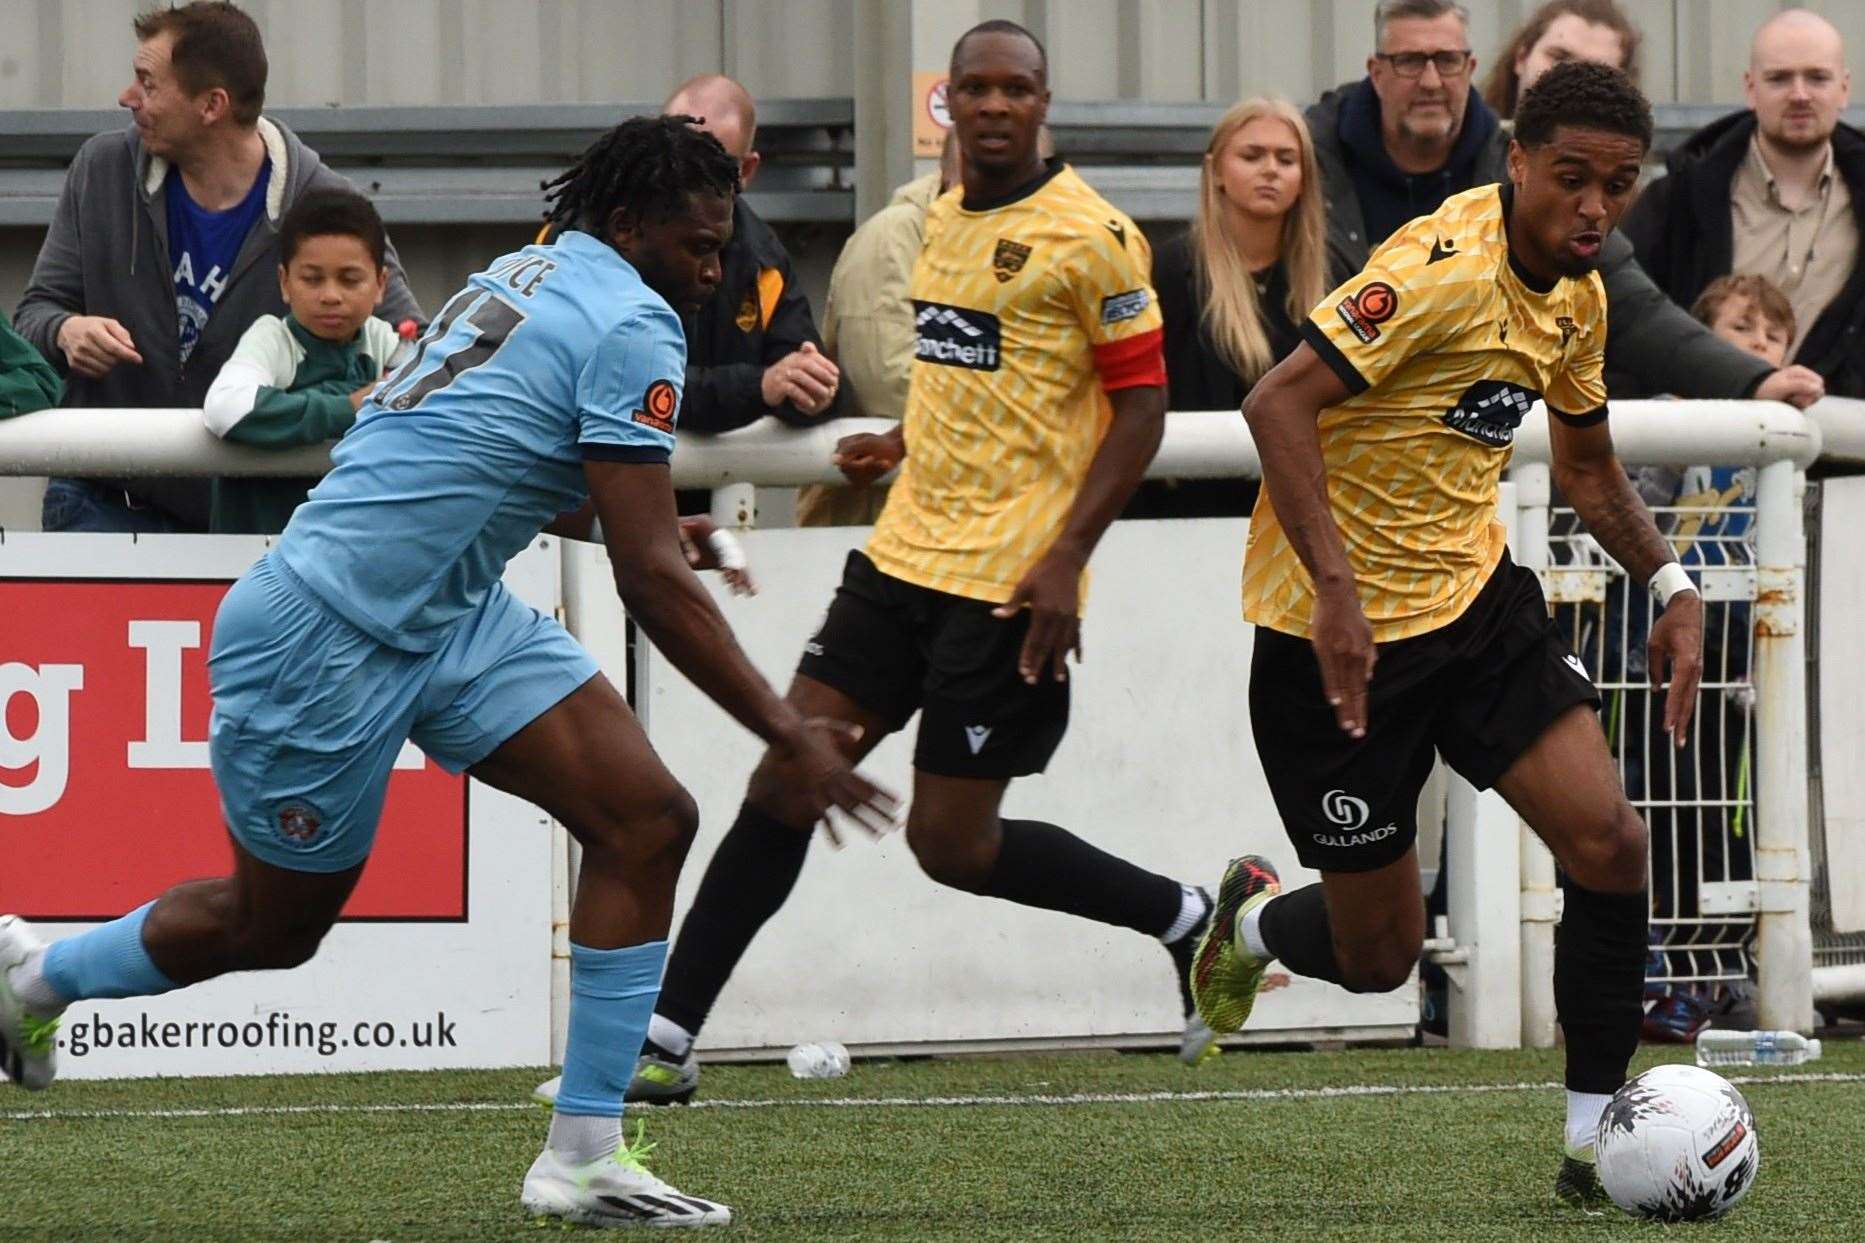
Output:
[1250, 553, 1600, 873]
[797, 551, 1070, 779]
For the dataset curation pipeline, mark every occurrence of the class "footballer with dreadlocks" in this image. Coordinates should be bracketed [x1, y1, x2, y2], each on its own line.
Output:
[0, 114, 897, 1230]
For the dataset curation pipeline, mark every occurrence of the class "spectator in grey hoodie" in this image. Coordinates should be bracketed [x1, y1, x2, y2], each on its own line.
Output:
[13, 1, 421, 533]
[1307, 0, 1822, 409]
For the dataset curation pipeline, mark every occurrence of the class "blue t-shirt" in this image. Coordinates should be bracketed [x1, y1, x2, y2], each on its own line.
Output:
[166, 159, 270, 363]
[276, 230, 686, 651]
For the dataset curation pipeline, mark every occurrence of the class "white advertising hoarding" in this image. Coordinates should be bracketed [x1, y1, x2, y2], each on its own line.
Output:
[576, 519, 1416, 1053]
[0, 534, 558, 1078]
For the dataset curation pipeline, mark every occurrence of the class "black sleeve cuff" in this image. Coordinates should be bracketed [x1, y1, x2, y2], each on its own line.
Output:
[1299, 320, 1370, 396]
[1550, 404, 1609, 428]
[579, 442, 672, 464]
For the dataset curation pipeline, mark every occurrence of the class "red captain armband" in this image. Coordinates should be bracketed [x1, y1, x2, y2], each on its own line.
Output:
[1091, 327, 1166, 391]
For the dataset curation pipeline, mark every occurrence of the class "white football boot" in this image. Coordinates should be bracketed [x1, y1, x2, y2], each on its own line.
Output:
[522, 1129, 731, 1229]
[0, 915, 61, 1091]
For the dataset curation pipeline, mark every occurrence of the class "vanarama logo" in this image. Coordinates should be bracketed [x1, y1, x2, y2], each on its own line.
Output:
[632, 379, 679, 433]
[1313, 788, 1399, 849]
[1335, 281, 1397, 344]
[913, 300, 1001, 371]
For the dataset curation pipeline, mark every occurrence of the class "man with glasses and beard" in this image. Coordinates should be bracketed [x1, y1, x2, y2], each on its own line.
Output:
[1309, 0, 1824, 408]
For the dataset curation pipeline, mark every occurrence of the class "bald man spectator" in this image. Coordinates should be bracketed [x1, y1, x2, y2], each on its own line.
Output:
[1308, 0, 1820, 408]
[661, 74, 839, 435]
[1623, 8, 1865, 396]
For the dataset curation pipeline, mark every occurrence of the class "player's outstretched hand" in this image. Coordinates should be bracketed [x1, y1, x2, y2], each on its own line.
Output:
[1310, 582, 1376, 738]
[776, 718, 900, 846]
[993, 551, 1082, 685]
[1648, 588, 1704, 747]
[1754, 365, 1825, 408]
[677, 515, 757, 596]
[832, 427, 905, 488]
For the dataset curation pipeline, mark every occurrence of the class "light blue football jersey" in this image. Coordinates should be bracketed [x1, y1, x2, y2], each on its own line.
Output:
[276, 230, 684, 651]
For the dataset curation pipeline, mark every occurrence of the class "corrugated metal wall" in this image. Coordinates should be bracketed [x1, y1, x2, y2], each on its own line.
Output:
[3, 0, 1860, 322]
[6, 0, 1860, 111]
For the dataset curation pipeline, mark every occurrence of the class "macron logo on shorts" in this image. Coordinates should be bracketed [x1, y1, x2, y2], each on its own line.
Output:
[914, 301, 1000, 371]
[965, 724, 993, 754]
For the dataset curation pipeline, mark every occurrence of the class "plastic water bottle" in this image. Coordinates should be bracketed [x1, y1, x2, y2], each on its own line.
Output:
[1694, 1029, 1823, 1068]
[786, 1041, 850, 1080]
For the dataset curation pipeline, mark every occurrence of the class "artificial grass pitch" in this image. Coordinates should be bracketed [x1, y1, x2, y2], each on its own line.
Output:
[3, 1042, 1862, 1240]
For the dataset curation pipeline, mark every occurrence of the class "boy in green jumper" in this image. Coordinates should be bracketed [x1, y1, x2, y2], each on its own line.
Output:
[0, 314, 62, 419]
[203, 188, 413, 533]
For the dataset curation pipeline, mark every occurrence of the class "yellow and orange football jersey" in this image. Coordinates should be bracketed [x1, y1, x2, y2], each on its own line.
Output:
[865, 162, 1165, 606]
[1243, 183, 1608, 643]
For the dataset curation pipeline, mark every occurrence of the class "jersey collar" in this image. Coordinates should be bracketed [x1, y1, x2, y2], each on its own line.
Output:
[960, 157, 1065, 213]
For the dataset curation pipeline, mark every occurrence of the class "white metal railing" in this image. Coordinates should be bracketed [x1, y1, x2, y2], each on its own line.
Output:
[0, 400, 1842, 1043]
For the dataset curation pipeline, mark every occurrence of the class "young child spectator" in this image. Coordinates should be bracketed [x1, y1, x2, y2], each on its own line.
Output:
[203, 188, 411, 533]
[1650, 275, 1793, 553]
[0, 314, 62, 420]
[1633, 273, 1789, 1043]
[1694, 274, 1794, 370]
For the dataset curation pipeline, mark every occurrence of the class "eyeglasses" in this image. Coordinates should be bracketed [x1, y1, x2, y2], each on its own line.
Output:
[1375, 49, 1472, 78]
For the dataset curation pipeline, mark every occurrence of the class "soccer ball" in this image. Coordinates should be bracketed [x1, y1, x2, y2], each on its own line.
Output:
[1595, 1063, 1760, 1221]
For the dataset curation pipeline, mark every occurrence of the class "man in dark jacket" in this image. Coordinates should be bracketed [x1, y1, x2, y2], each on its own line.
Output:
[661, 75, 839, 435]
[1621, 9, 1864, 395]
[14, 2, 421, 534]
[1310, 0, 1821, 407]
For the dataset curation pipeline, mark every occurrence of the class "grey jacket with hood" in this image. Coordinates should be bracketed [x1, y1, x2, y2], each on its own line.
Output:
[1305, 80, 1774, 403]
[14, 117, 423, 529]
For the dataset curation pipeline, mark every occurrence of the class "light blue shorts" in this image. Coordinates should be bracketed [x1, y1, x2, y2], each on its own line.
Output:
[207, 553, 598, 873]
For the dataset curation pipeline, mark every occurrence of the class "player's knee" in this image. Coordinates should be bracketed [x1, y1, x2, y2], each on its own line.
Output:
[1567, 806, 1648, 895]
[904, 817, 994, 892]
[233, 922, 329, 972]
[745, 755, 821, 831]
[1340, 946, 1417, 994]
[1334, 920, 1422, 994]
[579, 781, 699, 875]
[633, 784, 702, 866]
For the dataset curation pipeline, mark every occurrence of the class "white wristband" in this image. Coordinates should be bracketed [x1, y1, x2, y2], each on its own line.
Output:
[1650, 562, 1696, 607]
[708, 528, 748, 571]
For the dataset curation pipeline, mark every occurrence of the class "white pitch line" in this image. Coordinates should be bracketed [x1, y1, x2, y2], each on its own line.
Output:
[4, 1069, 1860, 1124]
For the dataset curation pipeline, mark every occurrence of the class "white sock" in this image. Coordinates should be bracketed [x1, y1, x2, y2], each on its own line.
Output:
[547, 1111, 623, 1166]
[647, 1013, 694, 1059]
[1239, 899, 1273, 962]
[7, 947, 68, 1014]
[1565, 1090, 1612, 1152]
[1159, 885, 1207, 944]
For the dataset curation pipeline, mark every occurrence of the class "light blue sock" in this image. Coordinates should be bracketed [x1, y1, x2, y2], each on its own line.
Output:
[42, 901, 179, 1001]
[555, 939, 668, 1119]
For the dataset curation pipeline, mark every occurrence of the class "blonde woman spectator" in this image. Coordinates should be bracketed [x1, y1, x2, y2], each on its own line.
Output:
[1135, 97, 1337, 516]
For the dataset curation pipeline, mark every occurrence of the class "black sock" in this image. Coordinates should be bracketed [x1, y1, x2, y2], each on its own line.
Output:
[1556, 880, 1649, 1093]
[1256, 883, 1349, 987]
[976, 819, 1182, 937]
[654, 803, 811, 1036]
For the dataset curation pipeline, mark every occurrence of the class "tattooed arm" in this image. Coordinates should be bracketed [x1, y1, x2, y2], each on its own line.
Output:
[1549, 410, 1704, 743]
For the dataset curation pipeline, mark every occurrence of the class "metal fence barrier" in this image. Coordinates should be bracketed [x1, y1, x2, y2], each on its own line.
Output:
[1, 400, 1853, 1044]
